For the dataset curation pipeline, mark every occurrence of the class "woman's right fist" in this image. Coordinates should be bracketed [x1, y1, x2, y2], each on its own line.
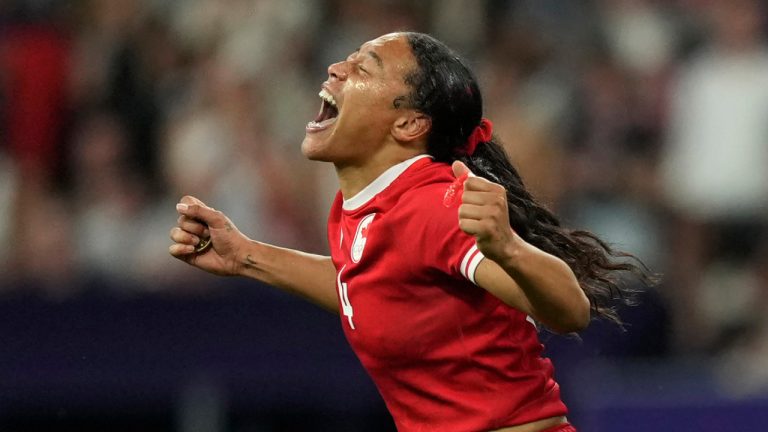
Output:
[169, 195, 247, 277]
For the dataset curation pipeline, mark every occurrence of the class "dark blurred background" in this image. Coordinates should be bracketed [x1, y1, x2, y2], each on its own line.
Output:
[1, 0, 768, 430]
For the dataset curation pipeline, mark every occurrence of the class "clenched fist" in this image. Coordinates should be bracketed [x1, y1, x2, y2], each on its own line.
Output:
[169, 195, 247, 276]
[452, 161, 519, 264]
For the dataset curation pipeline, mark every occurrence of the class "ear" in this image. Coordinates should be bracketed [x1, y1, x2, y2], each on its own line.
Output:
[391, 112, 431, 144]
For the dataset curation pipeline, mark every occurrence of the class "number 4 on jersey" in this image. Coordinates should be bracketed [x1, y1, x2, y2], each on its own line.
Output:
[336, 265, 355, 330]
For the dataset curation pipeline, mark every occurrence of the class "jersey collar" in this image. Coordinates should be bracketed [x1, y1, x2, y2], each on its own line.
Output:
[342, 154, 433, 211]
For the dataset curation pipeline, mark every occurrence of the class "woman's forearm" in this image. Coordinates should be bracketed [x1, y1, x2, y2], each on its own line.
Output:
[496, 237, 590, 333]
[237, 241, 339, 312]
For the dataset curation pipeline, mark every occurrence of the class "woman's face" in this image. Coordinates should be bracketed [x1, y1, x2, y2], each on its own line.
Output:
[301, 33, 417, 166]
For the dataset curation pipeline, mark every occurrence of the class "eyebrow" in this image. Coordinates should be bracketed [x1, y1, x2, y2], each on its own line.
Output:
[356, 47, 384, 69]
[367, 51, 384, 69]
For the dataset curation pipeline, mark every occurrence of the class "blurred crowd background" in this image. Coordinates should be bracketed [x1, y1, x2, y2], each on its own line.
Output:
[1, 0, 768, 430]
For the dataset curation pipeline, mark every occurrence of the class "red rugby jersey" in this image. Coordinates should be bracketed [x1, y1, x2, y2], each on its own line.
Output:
[327, 155, 568, 432]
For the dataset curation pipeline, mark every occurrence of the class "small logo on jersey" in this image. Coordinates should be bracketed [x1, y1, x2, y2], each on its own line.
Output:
[443, 171, 469, 207]
[351, 213, 375, 263]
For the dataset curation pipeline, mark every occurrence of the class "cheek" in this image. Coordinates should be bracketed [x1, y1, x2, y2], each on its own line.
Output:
[351, 79, 397, 107]
[338, 81, 402, 136]
[343, 96, 392, 129]
[367, 81, 398, 106]
[345, 107, 390, 137]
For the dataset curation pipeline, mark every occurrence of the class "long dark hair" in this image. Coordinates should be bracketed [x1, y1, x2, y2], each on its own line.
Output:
[402, 32, 652, 325]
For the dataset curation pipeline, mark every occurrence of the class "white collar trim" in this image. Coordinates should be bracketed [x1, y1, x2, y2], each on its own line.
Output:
[342, 154, 432, 211]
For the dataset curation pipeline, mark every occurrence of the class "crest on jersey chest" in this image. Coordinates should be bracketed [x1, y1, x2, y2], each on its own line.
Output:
[350, 213, 376, 263]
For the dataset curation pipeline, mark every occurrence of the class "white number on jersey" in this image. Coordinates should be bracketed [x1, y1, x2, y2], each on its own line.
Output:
[336, 265, 355, 330]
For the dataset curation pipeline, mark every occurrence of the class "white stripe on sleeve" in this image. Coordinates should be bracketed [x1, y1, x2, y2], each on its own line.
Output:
[459, 244, 485, 284]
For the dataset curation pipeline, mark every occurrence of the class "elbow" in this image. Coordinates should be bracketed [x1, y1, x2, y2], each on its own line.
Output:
[549, 295, 591, 335]
[571, 301, 592, 333]
[565, 282, 592, 333]
[567, 293, 592, 333]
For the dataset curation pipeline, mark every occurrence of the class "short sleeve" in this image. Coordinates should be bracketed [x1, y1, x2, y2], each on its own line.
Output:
[415, 185, 486, 284]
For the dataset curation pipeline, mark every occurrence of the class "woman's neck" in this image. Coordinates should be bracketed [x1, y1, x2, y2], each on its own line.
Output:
[335, 149, 423, 200]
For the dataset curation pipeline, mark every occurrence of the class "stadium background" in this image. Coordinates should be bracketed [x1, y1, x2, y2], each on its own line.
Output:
[1, 0, 768, 430]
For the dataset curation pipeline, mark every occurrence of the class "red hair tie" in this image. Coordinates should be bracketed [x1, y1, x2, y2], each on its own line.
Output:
[465, 118, 493, 156]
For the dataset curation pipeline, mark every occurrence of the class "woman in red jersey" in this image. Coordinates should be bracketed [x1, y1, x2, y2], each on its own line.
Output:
[169, 32, 648, 432]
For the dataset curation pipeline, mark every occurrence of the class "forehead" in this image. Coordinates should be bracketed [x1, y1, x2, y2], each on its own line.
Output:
[362, 33, 405, 49]
[359, 33, 415, 75]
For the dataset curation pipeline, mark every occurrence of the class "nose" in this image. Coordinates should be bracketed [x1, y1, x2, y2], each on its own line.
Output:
[327, 61, 349, 82]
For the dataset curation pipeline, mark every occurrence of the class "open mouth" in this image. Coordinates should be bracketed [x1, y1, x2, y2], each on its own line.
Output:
[306, 89, 339, 132]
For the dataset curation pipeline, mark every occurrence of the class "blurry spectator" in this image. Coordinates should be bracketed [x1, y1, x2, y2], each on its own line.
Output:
[598, 0, 680, 141]
[0, 2, 76, 296]
[478, 24, 571, 207]
[599, 0, 679, 77]
[318, 0, 423, 69]
[11, 189, 78, 298]
[429, 0, 485, 55]
[69, 0, 161, 186]
[563, 49, 665, 272]
[1, 11, 70, 182]
[660, 0, 768, 350]
[68, 112, 149, 287]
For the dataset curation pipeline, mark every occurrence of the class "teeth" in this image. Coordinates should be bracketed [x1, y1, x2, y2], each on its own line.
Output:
[318, 89, 337, 107]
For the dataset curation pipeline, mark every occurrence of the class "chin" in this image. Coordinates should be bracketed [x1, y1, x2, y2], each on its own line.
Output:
[301, 134, 332, 162]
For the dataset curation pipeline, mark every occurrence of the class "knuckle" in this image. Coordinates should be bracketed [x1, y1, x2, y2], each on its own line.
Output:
[464, 178, 479, 191]
[482, 220, 494, 232]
